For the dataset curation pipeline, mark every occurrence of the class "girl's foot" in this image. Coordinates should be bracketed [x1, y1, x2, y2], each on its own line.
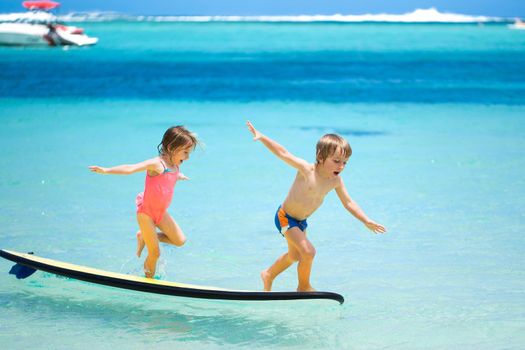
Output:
[136, 232, 145, 257]
[144, 267, 154, 279]
[261, 269, 273, 292]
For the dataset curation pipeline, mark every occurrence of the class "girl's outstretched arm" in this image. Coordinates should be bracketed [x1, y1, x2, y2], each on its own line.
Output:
[178, 172, 190, 180]
[335, 179, 387, 234]
[246, 121, 310, 173]
[89, 158, 161, 175]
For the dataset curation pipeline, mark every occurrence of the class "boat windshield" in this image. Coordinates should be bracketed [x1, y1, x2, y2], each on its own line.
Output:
[0, 11, 56, 25]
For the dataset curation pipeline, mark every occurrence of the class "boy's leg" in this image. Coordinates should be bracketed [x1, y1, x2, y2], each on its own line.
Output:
[261, 236, 300, 291]
[284, 228, 316, 292]
[156, 213, 187, 247]
[137, 213, 161, 278]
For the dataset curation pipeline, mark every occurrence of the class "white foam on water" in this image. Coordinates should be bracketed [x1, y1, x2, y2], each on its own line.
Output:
[52, 8, 503, 23]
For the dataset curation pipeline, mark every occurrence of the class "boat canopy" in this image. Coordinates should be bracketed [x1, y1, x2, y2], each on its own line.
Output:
[22, 1, 60, 11]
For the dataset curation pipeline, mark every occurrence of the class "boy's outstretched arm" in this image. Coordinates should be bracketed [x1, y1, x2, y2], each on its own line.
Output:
[246, 121, 310, 172]
[335, 180, 387, 234]
[89, 158, 159, 175]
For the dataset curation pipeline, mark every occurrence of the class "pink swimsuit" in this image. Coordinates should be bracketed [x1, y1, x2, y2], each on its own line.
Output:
[136, 161, 179, 225]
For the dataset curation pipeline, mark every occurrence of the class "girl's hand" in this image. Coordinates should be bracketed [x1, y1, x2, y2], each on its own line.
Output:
[364, 220, 387, 234]
[246, 121, 262, 141]
[178, 173, 190, 181]
[89, 166, 108, 174]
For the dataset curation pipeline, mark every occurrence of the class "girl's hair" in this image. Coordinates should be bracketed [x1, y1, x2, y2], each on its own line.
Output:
[316, 134, 352, 164]
[157, 126, 199, 156]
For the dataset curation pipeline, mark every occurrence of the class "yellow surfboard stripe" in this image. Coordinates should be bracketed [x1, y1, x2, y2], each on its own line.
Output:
[3, 249, 247, 292]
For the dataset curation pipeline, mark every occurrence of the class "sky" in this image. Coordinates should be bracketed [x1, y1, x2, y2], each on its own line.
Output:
[0, 0, 524, 17]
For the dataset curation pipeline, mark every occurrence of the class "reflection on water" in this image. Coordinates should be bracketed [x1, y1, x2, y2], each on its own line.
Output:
[0, 273, 343, 348]
[299, 126, 387, 137]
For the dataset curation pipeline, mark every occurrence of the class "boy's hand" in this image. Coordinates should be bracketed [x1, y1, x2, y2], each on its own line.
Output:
[246, 121, 262, 141]
[89, 166, 108, 174]
[364, 220, 387, 234]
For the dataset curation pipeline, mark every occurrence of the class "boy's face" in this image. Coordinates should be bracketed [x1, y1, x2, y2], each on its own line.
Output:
[321, 149, 349, 178]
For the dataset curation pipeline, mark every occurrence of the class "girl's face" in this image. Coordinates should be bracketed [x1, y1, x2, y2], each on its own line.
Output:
[169, 145, 193, 166]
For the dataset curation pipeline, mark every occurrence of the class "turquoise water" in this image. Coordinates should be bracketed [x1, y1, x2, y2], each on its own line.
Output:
[1, 23, 525, 349]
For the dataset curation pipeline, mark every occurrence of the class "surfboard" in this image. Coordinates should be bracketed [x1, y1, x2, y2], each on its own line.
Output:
[0, 249, 344, 304]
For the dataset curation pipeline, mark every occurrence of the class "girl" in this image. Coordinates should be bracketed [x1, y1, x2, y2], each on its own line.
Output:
[89, 126, 199, 278]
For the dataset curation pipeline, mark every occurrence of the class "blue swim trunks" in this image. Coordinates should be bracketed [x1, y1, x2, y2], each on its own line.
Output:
[274, 205, 308, 236]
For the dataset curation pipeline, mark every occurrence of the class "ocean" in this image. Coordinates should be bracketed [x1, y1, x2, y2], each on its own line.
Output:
[1, 18, 525, 349]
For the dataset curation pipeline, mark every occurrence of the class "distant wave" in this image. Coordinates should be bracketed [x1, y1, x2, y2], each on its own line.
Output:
[58, 8, 504, 23]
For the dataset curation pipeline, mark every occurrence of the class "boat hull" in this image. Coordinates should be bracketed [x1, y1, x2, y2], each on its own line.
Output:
[0, 22, 98, 46]
[0, 23, 49, 45]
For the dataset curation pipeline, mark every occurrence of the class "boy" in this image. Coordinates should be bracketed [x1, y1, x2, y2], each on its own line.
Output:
[246, 121, 386, 292]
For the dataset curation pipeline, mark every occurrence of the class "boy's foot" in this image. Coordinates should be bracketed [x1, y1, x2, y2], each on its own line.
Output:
[261, 270, 273, 292]
[297, 285, 316, 292]
[136, 232, 145, 257]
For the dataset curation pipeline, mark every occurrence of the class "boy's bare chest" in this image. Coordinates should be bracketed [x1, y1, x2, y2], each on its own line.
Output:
[298, 174, 336, 197]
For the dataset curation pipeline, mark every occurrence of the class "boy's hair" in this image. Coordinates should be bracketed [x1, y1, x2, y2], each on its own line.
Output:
[157, 126, 199, 156]
[316, 134, 352, 163]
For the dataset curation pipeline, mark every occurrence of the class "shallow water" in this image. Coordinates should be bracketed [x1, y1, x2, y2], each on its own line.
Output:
[1, 22, 525, 349]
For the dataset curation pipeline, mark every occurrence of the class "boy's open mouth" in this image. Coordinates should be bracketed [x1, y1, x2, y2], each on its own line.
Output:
[334, 171, 340, 176]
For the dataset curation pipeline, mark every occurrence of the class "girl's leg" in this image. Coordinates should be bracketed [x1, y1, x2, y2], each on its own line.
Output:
[156, 212, 186, 247]
[136, 231, 145, 257]
[137, 213, 161, 278]
[284, 228, 316, 292]
[261, 227, 301, 291]
[136, 213, 186, 257]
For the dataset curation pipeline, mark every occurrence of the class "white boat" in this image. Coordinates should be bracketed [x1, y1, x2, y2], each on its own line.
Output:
[508, 18, 525, 30]
[0, 1, 98, 46]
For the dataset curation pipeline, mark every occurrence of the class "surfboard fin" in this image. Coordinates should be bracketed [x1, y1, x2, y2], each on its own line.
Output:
[9, 263, 37, 279]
